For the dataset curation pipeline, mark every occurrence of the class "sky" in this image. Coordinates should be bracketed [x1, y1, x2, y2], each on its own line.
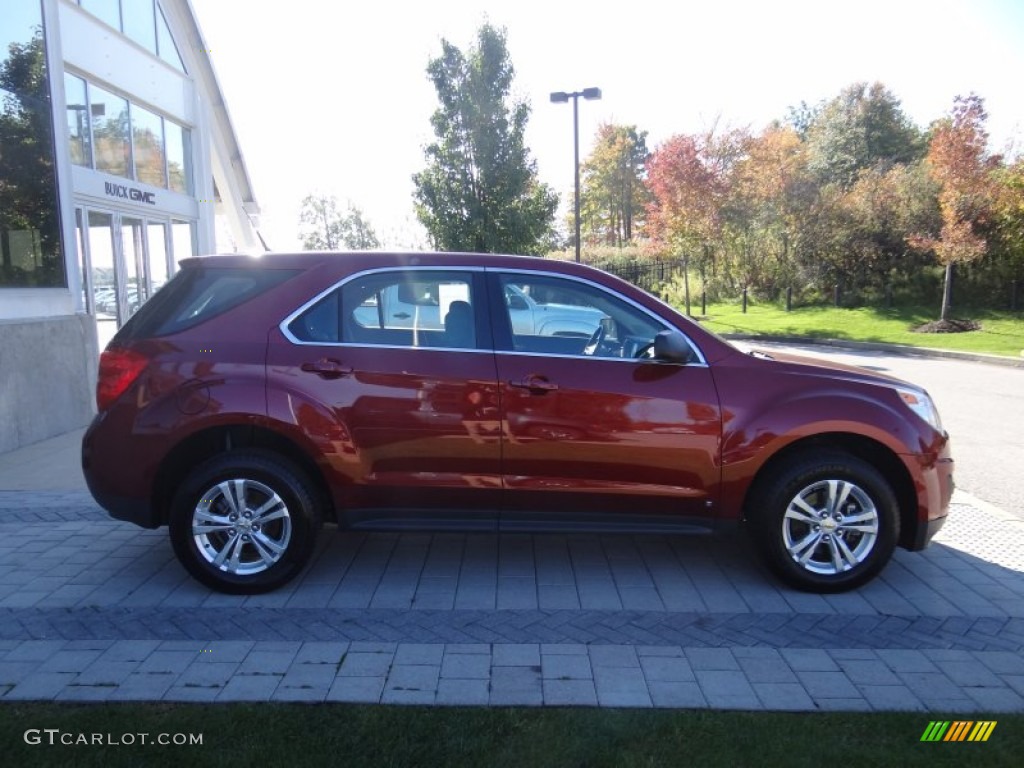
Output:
[189, 0, 1024, 253]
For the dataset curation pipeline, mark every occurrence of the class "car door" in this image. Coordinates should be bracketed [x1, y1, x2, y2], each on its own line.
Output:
[268, 268, 502, 529]
[488, 270, 722, 529]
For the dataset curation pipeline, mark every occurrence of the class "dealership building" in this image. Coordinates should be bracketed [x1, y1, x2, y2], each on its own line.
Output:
[1, 0, 260, 452]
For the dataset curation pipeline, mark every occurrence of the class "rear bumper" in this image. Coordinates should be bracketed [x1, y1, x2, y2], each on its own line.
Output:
[81, 418, 162, 529]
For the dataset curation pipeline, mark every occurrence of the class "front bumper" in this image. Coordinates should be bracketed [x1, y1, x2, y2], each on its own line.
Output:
[903, 441, 954, 551]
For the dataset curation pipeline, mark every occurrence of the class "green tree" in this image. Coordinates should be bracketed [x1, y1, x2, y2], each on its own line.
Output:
[805, 82, 924, 188]
[578, 124, 650, 247]
[412, 24, 557, 254]
[990, 158, 1024, 304]
[298, 194, 380, 250]
[724, 125, 809, 298]
[0, 27, 63, 286]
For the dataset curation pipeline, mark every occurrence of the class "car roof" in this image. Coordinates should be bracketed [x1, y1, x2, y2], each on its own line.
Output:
[176, 251, 613, 278]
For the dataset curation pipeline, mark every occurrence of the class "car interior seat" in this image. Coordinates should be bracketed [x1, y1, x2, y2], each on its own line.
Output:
[443, 300, 475, 348]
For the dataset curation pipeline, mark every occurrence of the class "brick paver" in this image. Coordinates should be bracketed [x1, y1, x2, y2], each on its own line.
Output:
[0, 492, 1021, 710]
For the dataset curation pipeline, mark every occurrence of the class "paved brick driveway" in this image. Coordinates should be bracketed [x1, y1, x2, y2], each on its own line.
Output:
[1, 487, 1022, 711]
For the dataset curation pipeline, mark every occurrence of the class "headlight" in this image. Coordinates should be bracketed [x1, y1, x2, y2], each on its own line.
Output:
[896, 387, 942, 432]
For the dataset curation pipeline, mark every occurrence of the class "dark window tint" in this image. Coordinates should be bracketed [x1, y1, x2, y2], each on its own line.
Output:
[118, 265, 298, 338]
[340, 270, 478, 349]
[287, 291, 340, 343]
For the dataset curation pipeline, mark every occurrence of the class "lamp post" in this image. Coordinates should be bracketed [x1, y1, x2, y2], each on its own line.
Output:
[550, 87, 601, 263]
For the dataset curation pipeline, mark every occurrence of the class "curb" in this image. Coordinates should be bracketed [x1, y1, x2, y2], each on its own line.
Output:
[721, 333, 1024, 369]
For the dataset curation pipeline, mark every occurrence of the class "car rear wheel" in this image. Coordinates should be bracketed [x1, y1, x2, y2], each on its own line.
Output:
[169, 450, 320, 594]
[748, 451, 899, 593]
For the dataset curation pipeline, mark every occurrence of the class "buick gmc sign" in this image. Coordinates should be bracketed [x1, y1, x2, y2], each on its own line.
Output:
[105, 182, 156, 205]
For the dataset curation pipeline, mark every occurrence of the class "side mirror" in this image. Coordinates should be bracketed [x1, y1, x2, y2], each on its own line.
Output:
[653, 330, 694, 364]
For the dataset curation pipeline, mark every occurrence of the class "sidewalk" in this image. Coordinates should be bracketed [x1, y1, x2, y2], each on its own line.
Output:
[0, 429, 1022, 710]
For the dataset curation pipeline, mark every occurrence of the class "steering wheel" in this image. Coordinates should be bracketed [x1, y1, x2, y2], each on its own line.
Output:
[583, 324, 606, 356]
[633, 341, 655, 359]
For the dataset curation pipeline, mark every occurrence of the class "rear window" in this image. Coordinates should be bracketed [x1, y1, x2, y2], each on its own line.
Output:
[117, 266, 299, 339]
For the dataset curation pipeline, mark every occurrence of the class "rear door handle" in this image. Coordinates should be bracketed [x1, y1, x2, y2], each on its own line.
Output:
[509, 375, 558, 393]
[393, 312, 411, 319]
[301, 359, 353, 379]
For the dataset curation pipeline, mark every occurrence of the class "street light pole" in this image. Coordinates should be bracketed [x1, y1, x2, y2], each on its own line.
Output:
[550, 87, 601, 263]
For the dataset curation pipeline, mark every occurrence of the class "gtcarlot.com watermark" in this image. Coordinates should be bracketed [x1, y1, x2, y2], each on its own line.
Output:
[24, 729, 202, 747]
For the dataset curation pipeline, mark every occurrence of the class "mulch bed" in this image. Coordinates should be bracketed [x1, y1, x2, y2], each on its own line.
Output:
[911, 318, 982, 333]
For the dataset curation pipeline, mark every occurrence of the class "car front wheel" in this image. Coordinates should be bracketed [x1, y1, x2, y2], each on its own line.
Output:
[169, 450, 320, 594]
[749, 451, 899, 593]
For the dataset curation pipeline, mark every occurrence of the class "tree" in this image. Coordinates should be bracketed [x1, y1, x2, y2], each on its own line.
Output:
[0, 28, 63, 286]
[837, 162, 939, 302]
[412, 24, 557, 254]
[646, 131, 742, 311]
[725, 125, 808, 296]
[990, 158, 1024, 306]
[578, 124, 650, 247]
[298, 194, 380, 250]
[805, 82, 924, 188]
[909, 95, 997, 320]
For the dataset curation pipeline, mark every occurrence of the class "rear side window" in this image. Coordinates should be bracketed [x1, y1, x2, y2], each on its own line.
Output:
[118, 266, 299, 338]
[285, 269, 481, 349]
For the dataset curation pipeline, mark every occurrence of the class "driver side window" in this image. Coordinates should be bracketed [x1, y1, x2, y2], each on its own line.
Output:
[495, 273, 668, 360]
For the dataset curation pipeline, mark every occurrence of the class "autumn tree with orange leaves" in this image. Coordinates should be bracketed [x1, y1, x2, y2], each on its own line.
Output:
[908, 95, 998, 321]
[645, 131, 743, 311]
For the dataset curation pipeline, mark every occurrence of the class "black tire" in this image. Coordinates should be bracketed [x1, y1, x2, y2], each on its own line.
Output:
[747, 450, 899, 593]
[169, 450, 321, 594]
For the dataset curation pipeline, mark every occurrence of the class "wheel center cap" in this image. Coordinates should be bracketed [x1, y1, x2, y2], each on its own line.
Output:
[821, 517, 838, 533]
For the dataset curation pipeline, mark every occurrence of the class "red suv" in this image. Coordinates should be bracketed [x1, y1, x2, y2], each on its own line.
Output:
[82, 252, 954, 594]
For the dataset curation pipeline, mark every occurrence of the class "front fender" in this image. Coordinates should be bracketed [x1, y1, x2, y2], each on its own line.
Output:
[717, 390, 933, 518]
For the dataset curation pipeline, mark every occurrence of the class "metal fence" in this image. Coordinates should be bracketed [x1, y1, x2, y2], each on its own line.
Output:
[587, 259, 685, 296]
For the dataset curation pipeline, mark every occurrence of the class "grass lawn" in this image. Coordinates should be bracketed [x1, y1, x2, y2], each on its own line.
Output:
[2, 704, 1021, 767]
[687, 303, 1024, 358]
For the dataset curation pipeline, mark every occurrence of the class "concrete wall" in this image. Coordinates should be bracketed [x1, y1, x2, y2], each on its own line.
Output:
[0, 314, 98, 453]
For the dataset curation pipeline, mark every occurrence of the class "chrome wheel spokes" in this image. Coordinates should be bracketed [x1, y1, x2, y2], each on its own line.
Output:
[192, 478, 292, 576]
[782, 479, 878, 576]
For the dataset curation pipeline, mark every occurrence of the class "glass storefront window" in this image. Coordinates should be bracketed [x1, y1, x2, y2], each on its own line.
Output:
[121, 217, 146, 317]
[0, 0, 65, 288]
[87, 211, 118, 349]
[68, 73, 193, 193]
[156, 3, 184, 72]
[77, 1, 185, 73]
[75, 209, 91, 313]
[121, 0, 156, 54]
[79, 0, 121, 31]
[165, 119, 191, 194]
[132, 104, 165, 187]
[171, 219, 196, 271]
[89, 84, 131, 178]
[148, 222, 169, 294]
[64, 72, 91, 167]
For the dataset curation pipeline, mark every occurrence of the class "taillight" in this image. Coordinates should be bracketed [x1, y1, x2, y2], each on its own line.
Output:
[96, 347, 149, 411]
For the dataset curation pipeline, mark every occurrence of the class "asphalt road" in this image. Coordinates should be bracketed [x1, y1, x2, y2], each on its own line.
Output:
[745, 341, 1024, 519]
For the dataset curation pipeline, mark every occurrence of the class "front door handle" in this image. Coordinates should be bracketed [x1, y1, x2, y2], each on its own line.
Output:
[393, 312, 411, 319]
[509, 375, 558, 393]
[301, 358, 353, 379]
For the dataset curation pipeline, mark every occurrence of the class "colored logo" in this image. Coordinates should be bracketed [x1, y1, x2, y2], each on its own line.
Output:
[920, 721, 997, 742]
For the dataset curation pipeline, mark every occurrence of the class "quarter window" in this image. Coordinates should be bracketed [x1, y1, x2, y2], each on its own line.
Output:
[288, 271, 481, 349]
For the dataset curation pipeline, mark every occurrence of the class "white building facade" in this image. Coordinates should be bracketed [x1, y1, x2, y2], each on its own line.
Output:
[1, 0, 259, 452]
